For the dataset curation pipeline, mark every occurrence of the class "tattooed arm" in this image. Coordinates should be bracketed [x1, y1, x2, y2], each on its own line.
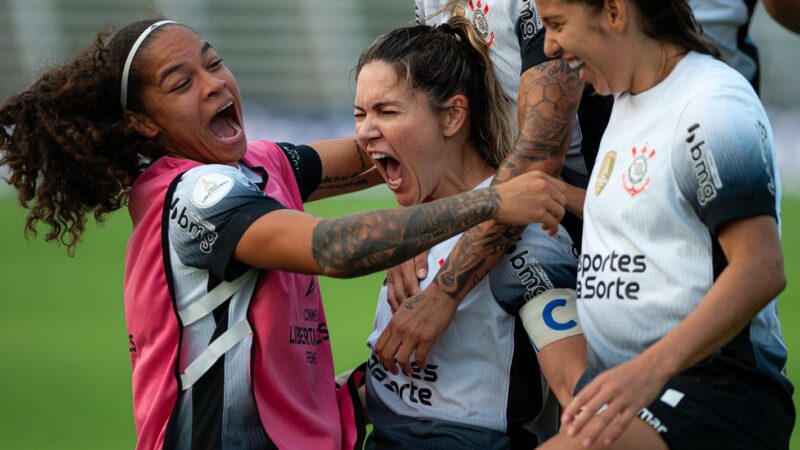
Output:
[305, 137, 384, 202]
[435, 58, 583, 297]
[234, 169, 565, 278]
[376, 58, 583, 374]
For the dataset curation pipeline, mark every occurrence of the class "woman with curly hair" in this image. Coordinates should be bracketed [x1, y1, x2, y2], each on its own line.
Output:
[0, 18, 568, 450]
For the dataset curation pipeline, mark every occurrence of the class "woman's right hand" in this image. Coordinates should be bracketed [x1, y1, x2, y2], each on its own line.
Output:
[386, 252, 429, 312]
[491, 170, 567, 234]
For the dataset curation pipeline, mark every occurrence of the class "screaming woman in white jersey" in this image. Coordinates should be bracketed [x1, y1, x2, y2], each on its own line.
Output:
[354, 18, 587, 449]
[536, 1, 794, 449]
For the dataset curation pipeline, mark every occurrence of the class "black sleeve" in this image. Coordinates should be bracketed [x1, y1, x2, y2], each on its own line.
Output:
[167, 164, 287, 281]
[519, 27, 554, 73]
[211, 201, 286, 281]
[276, 142, 322, 202]
[517, 4, 554, 73]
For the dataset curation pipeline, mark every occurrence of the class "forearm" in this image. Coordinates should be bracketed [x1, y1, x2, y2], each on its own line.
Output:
[427, 220, 523, 301]
[642, 257, 784, 381]
[307, 137, 383, 202]
[509, 58, 583, 178]
[538, 335, 587, 407]
[312, 187, 500, 278]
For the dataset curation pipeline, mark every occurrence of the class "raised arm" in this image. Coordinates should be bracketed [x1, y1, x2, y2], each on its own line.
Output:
[432, 57, 584, 293]
[305, 137, 384, 202]
[235, 168, 566, 278]
[376, 56, 583, 373]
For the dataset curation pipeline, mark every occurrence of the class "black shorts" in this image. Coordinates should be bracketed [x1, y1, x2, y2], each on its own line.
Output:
[637, 356, 795, 450]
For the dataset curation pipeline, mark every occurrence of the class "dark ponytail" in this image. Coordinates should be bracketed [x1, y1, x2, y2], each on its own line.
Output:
[572, 0, 720, 57]
[0, 18, 176, 255]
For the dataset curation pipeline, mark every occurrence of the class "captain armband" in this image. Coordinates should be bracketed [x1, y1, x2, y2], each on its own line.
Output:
[519, 288, 582, 351]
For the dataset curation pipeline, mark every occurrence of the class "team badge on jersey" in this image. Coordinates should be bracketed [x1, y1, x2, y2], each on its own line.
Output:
[467, 0, 495, 47]
[622, 144, 656, 197]
[595, 151, 616, 196]
[191, 173, 234, 208]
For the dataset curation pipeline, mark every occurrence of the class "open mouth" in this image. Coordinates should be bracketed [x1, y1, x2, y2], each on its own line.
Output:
[370, 151, 403, 190]
[209, 101, 242, 142]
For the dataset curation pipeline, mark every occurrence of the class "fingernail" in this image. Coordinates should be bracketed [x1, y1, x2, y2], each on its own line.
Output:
[582, 439, 592, 448]
[417, 268, 427, 279]
[567, 427, 575, 436]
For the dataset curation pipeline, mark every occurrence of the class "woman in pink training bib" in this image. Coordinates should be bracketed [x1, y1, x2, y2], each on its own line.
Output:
[0, 19, 568, 450]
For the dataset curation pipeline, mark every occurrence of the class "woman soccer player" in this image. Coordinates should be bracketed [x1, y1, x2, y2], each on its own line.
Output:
[534, 0, 795, 448]
[0, 18, 568, 450]
[355, 18, 586, 449]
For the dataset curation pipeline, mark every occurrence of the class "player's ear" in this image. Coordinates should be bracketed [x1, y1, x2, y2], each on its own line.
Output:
[123, 110, 161, 138]
[604, 0, 627, 33]
[440, 94, 469, 138]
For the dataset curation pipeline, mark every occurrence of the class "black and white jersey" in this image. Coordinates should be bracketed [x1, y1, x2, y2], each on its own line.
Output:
[160, 143, 322, 449]
[579, 52, 789, 392]
[365, 177, 579, 448]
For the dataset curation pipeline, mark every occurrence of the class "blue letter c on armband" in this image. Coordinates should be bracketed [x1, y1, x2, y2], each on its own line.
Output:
[543, 299, 578, 331]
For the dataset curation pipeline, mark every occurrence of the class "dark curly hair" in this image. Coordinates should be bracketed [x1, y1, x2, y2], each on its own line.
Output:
[0, 19, 180, 255]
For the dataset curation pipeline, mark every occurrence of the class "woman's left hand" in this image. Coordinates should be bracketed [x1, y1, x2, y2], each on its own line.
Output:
[560, 355, 670, 447]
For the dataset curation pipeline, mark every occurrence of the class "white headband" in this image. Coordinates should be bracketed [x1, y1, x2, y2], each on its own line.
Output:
[120, 20, 178, 110]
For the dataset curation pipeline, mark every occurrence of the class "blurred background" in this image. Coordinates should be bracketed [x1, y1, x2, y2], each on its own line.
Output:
[0, 1, 798, 448]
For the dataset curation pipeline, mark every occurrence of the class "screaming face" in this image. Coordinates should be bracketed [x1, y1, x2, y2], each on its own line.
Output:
[129, 25, 247, 165]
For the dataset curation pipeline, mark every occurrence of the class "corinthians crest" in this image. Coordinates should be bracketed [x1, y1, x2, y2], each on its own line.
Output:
[622, 144, 656, 197]
[467, 0, 495, 47]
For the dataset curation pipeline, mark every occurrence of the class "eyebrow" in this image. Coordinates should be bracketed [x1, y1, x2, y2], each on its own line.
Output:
[353, 100, 403, 110]
[541, 14, 562, 23]
[158, 41, 214, 87]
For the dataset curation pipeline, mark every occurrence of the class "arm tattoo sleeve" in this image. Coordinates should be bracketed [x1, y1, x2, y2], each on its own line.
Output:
[430, 58, 582, 301]
[312, 186, 501, 278]
[508, 57, 583, 177]
[432, 221, 524, 301]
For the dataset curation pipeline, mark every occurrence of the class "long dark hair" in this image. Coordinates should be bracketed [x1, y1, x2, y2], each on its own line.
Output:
[0, 19, 178, 254]
[356, 16, 513, 168]
[570, 0, 720, 56]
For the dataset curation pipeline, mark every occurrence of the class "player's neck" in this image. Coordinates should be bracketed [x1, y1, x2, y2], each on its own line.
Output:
[629, 40, 686, 95]
[431, 144, 494, 201]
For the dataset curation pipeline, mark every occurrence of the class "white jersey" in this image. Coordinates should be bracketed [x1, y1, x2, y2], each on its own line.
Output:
[579, 52, 788, 388]
[365, 177, 579, 448]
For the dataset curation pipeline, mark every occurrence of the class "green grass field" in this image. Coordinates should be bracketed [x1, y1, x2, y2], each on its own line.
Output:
[0, 190, 797, 449]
